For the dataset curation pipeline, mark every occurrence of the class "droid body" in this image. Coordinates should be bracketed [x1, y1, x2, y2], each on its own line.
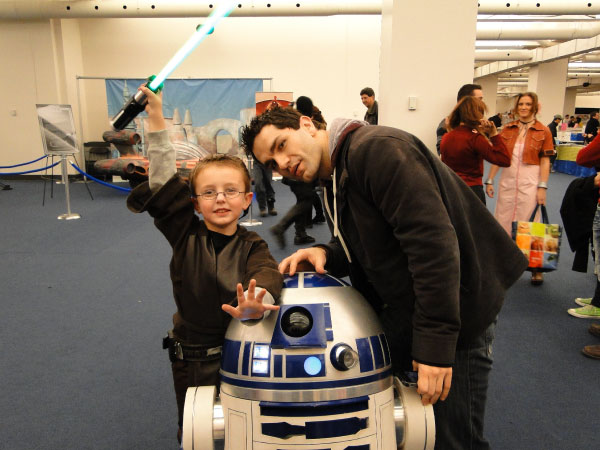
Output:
[183, 272, 434, 449]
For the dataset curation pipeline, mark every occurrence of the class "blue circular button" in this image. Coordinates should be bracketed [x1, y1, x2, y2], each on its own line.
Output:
[304, 356, 322, 376]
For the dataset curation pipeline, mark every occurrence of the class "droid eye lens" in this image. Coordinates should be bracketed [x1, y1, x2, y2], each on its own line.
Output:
[281, 307, 313, 338]
[330, 344, 359, 371]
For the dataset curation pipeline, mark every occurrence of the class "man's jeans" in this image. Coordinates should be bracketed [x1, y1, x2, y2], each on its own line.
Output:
[252, 164, 275, 210]
[432, 321, 496, 450]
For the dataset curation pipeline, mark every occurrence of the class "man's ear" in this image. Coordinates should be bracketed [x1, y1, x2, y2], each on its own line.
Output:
[299, 115, 317, 136]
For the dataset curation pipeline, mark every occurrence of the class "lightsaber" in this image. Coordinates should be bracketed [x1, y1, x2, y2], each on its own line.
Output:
[110, 1, 236, 130]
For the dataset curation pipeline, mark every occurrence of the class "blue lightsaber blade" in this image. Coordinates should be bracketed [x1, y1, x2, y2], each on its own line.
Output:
[111, 1, 236, 130]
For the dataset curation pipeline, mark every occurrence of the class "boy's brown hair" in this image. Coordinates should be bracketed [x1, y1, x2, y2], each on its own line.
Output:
[189, 154, 251, 195]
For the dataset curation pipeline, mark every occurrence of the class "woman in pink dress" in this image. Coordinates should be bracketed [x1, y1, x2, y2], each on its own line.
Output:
[485, 92, 554, 285]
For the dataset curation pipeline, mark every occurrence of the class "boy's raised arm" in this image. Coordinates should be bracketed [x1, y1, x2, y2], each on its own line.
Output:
[139, 85, 176, 193]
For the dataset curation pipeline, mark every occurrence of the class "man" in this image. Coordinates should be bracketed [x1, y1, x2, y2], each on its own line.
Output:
[360, 87, 378, 125]
[241, 107, 527, 449]
[547, 114, 562, 143]
[547, 114, 562, 170]
[252, 161, 277, 217]
[436, 83, 483, 154]
[584, 111, 599, 144]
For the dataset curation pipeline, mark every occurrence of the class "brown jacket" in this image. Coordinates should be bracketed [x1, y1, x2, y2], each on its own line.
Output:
[499, 120, 555, 165]
[127, 175, 283, 344]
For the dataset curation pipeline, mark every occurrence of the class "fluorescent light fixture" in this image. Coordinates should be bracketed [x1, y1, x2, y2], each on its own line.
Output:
[569, 62, 600, 69]
[475, 40, 537, 48]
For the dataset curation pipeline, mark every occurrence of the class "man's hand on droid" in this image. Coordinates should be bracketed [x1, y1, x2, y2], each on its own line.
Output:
[412, 360, 453, 405]
[278, 247, 327, 275]
[222, 279, 279, 320]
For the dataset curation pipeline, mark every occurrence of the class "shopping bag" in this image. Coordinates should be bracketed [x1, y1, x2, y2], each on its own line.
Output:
[511, 204, 562, 272]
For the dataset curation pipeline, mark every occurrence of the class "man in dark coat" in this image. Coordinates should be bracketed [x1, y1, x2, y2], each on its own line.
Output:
[241, 107, 527, 450]
[584, 111, 600, 144]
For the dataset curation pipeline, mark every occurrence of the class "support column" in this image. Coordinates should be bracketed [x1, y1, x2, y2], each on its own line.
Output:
[477, 74, 499, 116]
[527, 57, 568, 125]
[564, 88, 577, 116]
[378, 0, 478, 151]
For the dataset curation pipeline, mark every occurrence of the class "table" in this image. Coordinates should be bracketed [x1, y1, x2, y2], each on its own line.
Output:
[553, 144, 597, 177]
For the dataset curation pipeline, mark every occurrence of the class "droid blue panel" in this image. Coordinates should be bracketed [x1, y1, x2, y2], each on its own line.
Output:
[221, 339, 241, 374]
[303, 272, 346, 288]
[379, 333, 390, 366]
[370, 335, 385, 369]
[273, 354, 283, 378]
[271, 304, 328, 348]
[283, 275, 299, 288]
[286, 354, 326, 378]
[259, 397, 369, 417]
[241, 342, 251, 376]
[355, 337, 374, 372]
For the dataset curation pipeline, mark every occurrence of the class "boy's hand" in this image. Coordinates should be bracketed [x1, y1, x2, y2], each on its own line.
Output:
[222, 279, 280, 320]
[139, 85, 166, 132]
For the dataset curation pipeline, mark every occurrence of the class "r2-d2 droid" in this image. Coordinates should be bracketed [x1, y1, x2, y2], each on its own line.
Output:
[183, 272, 435, 449]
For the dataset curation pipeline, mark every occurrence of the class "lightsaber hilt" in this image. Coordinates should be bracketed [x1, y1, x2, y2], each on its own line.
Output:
[110, 89, 148, 131]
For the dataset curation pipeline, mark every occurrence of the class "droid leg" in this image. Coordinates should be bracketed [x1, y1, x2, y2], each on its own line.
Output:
[182, 386, 224, 450]
[394, 377, 435, 450]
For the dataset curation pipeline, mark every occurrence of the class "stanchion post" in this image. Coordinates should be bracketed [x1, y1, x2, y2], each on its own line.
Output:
[240, 156, 262, 227]
[57, 154, 81, 220]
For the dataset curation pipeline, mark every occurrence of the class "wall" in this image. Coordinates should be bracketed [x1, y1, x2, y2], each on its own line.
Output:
[575, 94, 600, 109]
[0, 15, 382, 168]
[0, 20, 62, 166]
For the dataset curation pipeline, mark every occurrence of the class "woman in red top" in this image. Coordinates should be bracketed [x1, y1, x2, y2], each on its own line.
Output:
[440, 96, 510, 204]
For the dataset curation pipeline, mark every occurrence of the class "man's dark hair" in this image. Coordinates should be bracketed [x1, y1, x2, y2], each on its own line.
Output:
[456, 83, 482, 102]
[241, 106, 302, 158]
[360, 87, 375, 97]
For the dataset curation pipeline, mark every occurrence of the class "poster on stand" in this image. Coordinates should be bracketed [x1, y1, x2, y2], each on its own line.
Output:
[36, 104, 79, 155]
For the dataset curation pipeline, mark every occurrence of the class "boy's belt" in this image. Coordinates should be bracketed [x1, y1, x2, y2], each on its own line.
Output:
[162, 333, 222, 362]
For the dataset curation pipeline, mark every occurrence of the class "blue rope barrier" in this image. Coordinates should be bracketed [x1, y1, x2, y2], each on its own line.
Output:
[69, 162, 132, 193]
[0, 159, 61, 175]
[0, 155, 48, 169]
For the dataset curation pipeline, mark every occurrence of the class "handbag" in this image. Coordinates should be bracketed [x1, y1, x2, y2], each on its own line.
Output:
[511, 204, 562, 272]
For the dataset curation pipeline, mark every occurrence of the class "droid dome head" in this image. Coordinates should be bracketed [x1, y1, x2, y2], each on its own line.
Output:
[220, 272, 393, 402]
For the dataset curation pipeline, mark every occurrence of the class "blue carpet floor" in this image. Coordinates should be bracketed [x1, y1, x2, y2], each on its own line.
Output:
[0, 168, 597, 449]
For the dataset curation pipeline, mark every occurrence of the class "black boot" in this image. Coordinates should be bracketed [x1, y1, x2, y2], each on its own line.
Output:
[294, 233, 316, 245]
[268, 201, 278, 216]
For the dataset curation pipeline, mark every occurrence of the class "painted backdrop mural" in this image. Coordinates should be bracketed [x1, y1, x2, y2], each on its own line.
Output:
[105, 78, 263, 158]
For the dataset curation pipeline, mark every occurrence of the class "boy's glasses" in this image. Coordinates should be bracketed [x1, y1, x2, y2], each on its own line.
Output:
[192, 188, 246, 200]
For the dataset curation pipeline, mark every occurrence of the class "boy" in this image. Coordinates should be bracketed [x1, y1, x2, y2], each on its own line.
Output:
[127, 86, 283, 440]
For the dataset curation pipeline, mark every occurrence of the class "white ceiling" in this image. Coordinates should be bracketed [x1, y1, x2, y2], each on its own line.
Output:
[2, 0, 600, 95]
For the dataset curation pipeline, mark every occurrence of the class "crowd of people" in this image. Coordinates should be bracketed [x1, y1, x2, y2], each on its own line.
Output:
[128, 82, 599, 449]
[437, 84, 600, 359]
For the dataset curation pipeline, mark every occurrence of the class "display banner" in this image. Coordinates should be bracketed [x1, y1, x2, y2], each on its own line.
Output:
[105, 78, 263, 126]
